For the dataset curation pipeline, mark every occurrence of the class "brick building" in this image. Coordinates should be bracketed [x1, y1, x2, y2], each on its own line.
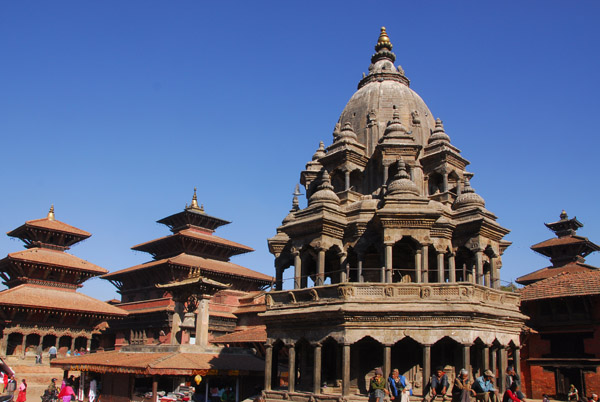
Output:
[518, 211, 600, 399]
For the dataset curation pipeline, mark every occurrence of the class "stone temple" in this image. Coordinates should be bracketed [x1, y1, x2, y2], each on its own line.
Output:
[264, 27, 527, 400]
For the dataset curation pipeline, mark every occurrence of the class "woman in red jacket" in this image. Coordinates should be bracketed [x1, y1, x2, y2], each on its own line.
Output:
[502, 383, 522, 402]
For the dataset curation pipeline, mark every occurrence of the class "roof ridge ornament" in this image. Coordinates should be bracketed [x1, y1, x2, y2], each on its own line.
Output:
[312, 141, 326, 161]
[375, 27, 393, 52]
[47, 205, 55, 221]
[187, 188, 205, 212]
[292, 184, 302, 212]
[386, 157, 419, 197]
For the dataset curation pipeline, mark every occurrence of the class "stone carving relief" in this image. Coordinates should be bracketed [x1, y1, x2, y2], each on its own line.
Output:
[411, 110, 421, 127]
[421, 287, 432, 298]
[338, 286, 355, 299]
[310, 289, 319, 301]
[287, 292, 297, 304]
[385, 286, 394, 297]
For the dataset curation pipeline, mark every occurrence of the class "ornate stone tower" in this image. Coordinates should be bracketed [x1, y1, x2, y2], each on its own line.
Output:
[264, 28, 526, 400]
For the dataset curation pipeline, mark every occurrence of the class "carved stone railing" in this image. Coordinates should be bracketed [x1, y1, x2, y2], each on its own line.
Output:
[265, 282, 520, 310]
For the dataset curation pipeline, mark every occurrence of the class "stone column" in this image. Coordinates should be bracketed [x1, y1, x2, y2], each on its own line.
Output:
[385, 243, 393, 283]
[490, 346, 497, 377]
[475, 250, 484, 285]
[21, 335, 27, 358]
[442, 171, 448, 193]
[1, 333, 8, 356]
[313, 343, 322, 394]
[264, 343, 273, 391]
[342, 344, 351, 396]
[70, 337, 75, 354]
[462, 343, 471, 375]
[513, 346, 521, 375]
[86, 338, 92, 352]
[484, 267, 491, 287]
[415, 249, 422, 284]
[316, 249, 325, 286]
[345, 170, 351, 191]
[437, 251, 445, 283]
[498, 347, 508, 393]
[384, 345, 392, 380]
[482, 345, 490, 371]
[422, 344, 432, 395]
[171, 302, 183, 345]
[422, 245, 429, 283]
[288, 343, 296, 392]
[358, 259, 364, 283]
[196, 298, 210, 348]
[340, 253, 348, 283]
[383, 163, 389, 184]
[294, 251, 302, 289]
[275, 263, 283, 291]
[448, 253, 456, 282]
[490, 256, 499, 289]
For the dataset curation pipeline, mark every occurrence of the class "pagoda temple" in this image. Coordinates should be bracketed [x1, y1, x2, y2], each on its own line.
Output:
[101, 189, 273, 347]
[518, 211, 600, 399]
[264, 27, 527, 401]
[0, 206, 127, 358]
[51, 191, 273, 402]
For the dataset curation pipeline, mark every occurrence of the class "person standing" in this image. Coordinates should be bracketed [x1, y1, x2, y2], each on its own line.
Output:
[88, 378, 97, 402]
[48, 345, 57, 361]
[6, 375, 18, 401]
[16, 379, 27, 402]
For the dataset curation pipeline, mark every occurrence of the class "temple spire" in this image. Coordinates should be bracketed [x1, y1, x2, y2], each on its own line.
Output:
[47, 205, 55, 221]
[187, 188, 204, 212]
[375, 26, 393, 52]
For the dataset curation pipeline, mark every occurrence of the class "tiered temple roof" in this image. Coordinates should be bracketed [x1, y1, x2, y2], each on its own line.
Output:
[517, 210, 600, 285]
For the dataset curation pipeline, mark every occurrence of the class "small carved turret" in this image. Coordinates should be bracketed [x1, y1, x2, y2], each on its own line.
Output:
[386, 158, 419, 197]
[308, 170, 340, 206]
[453, 174, 485, 209]
[428, 118, 451, 143]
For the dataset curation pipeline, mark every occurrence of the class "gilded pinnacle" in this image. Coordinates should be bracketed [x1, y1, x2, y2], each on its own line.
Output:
[375, 26, 393, 51]
[47, 205, 55, 221]
[190, 187, 200, 210]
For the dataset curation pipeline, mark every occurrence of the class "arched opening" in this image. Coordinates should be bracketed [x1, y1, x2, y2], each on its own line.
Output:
[350, 170, 363, 193]
[362, 244, 383, 283]
[322, 337, 341, 388]
[392, 237, 419, 282]
[455, 247, 475, 283]
[428, 172, 444, 195]
[325, 247, 342, 284]
[301, 249, 317, 288]
[470, 338, 488, 378]
[351, 336, 383, 394]
[25, 333, 41, 356]
[42, 334, 57, 352]
[74, 336, 88, 354]
[391, 337, 422, 385]
[431, 337, 461, 380]
[295, 338, 313, 391]
[346, 247, 360, 282]
[6, 333, 23, 356]
[330, 170, 345, 193]
[58, 335, 72, 356]
[271, 340, 287, 390]
[448, 171, 460, 196]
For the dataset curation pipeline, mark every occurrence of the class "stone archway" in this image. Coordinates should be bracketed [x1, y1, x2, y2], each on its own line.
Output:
[6, 333, 23, 356]
[351, 336, 383, 394]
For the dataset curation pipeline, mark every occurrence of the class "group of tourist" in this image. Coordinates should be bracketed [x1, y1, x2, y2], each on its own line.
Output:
[41, 375, 97, 402]
[0, 372, 27, 402]
[369, 366, 528, 402]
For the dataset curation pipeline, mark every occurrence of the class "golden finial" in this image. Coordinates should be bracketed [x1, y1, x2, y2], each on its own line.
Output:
[376, 26, 393, 51]
[190, 187, 200, 209]
[560, 210, 568, 220]
[47, 205, 55, 221]
[200, 204, 204, 212]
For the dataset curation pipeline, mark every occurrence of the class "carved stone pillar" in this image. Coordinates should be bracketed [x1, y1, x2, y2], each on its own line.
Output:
[316, 249, 325, 286]
[385, 243, 393, 283]
[1, 333, 8, 356]
[86, 338, 92, 352]
[342, 344, 351, 396]
[70, 337, 75, 354]
[422, 344, 432, 395]
[442, 171, 449, 193]
[415, 249, 422, 284]
[448, 253, 456, 282]
[294, 251, 302, 289]
[475, 250, 484, 285]
[490, 346, 497, 377]
[484, 267, 491, 288]
[383, 162, 390, 184]
[313, 343, 322, 395]
[345, 170, 350, 191]
[171, 302, 183, 345]
[196, 298, 210, 348]
[490, 256, 499, 289]
[275, 263, 283, 291]
[422, 245, 429, 283]
[357, 259, 364, 283]
[21, 335, 27, 358]
[513, 346, 521, 375]
[288, 343, 296, 392]
[498, 347, 508, 393]
[384, 345, 392, 380]
[482, 345, 490, 371]
[462, 343, 471, 375]
[264, 343, 273, 391]
[340, 253, 348, 283]
[437, 251, 445, 283]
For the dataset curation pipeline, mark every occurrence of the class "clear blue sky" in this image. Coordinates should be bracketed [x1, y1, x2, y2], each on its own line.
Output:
[1, 1, 599, 301]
